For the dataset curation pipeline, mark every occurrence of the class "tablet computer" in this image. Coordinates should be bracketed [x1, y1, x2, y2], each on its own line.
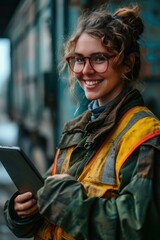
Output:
[0, 146, 44, 196]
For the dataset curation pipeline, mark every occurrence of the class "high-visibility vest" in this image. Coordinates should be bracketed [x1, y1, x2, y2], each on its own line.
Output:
[34, 106, 160, 240]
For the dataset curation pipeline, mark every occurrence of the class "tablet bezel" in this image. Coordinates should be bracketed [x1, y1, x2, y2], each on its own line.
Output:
[0, 146, 44, 196]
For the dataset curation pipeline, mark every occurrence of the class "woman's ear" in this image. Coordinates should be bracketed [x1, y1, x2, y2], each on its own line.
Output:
[125, 53, 135, 73]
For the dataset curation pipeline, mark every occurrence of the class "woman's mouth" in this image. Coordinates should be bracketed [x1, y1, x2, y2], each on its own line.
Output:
[84, 80, 102, 86]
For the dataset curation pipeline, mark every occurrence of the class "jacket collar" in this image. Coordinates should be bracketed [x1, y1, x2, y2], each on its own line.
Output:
[59, 88, 144, 147]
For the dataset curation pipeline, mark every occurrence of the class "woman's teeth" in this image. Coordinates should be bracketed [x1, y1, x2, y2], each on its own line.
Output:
[85, 81, 101, 86]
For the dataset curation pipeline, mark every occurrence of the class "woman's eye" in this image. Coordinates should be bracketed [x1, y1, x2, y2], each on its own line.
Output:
[75, 57, 84, 63]
[93, 56, 106, 63]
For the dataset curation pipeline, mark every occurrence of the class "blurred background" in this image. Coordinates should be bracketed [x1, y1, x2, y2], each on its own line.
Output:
[0, 0, 160, 239]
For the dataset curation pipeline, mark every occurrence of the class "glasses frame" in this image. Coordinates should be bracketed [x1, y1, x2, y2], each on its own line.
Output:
[66, 52, 115, 74]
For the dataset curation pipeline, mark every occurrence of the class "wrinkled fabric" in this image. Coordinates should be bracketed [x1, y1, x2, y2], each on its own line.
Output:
[36, 139, 160, 240]
[4, 88, 160, 240]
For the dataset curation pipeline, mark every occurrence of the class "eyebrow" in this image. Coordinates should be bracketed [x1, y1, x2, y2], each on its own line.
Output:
[73, 51, 107, 56]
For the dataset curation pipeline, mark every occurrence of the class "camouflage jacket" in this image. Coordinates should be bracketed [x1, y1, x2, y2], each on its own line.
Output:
[4, 88, 160, 240]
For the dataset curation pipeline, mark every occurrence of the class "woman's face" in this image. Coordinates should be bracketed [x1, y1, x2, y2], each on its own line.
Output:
[74, 33, 125, 106]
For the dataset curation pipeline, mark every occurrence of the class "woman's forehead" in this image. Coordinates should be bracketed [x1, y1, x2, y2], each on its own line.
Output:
[75, 33, 106, 54]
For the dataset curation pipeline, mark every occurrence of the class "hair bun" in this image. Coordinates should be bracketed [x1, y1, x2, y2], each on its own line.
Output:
[114, 4, 144, 40]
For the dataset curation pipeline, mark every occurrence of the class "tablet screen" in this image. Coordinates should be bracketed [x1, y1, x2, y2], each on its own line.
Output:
[0, 146, 44, 196]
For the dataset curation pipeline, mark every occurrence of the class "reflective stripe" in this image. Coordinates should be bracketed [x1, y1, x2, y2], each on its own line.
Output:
[101, 111, 153, 185]
[51, 147, 75, 175]
[116, 129, 160, 186]
[56, 149, 67, 173]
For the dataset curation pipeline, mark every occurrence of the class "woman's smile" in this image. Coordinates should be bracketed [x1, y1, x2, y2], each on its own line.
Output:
[84, 80, 102, 86]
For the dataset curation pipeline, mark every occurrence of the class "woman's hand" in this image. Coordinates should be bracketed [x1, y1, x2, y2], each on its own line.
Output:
[14, 192, 39, 218]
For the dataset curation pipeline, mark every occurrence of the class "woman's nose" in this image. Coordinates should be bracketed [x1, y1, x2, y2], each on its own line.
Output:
[82, 59, 95, 74]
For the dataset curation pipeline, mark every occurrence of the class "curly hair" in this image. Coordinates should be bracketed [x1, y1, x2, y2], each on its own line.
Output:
[61, 4, 144, 95]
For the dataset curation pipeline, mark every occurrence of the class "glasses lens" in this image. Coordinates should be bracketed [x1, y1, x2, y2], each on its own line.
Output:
[67, 54, 110, 73]
[68, 56, 84, 73]
[90, 54, 109, 73]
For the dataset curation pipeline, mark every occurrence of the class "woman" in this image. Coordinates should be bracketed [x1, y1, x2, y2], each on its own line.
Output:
[4, 4, 160, 240]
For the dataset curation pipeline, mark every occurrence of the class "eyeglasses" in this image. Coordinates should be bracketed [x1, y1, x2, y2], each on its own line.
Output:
[66, 53, 115, 74]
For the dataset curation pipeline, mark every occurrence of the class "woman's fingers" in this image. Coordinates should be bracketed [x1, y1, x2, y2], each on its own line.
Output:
[15, 192, 33, 203]
[17, 201, 39, 218]
[14, 192, 39, 218]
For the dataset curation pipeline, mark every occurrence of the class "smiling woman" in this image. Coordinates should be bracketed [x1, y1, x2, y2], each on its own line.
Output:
[4, 3, 160, 240]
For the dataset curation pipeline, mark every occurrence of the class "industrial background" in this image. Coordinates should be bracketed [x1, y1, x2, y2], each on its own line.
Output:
[0, 0, 160, 239]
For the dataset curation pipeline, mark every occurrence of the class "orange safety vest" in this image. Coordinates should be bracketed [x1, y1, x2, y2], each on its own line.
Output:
[34, 106, 160, 240]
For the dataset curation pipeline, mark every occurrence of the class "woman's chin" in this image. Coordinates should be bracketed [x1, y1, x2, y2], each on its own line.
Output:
[85, 95, 98, 101]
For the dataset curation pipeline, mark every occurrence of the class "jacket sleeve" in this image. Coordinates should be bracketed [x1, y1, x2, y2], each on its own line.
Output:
[37, 136, 160, 240]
